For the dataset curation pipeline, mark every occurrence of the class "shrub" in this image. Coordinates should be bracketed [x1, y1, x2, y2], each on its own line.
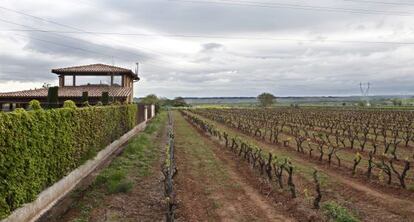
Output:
[102, 92, 109, 105]
[63, 100, 77, 109]
[81, 92, 89, 104]
[29, 100, 42, 110]
[47, 86, 59, 108]
[82, 101, 90, 107]
[322, 201, 359, 222]
[0, 104, 138, 219]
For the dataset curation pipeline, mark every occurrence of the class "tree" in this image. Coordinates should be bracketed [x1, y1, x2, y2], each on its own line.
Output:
[141, 94, 162, 112]
[140, 94, 159, 105]
[172, 97, 188, 107]
[101, 92, 110, 105]
[47, 86, 59, 108]
[257, 93, 275, 107]
[391, 99, 402, 106]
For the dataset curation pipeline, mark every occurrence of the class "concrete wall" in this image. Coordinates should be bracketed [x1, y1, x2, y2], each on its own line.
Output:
[151, 104, 155, 118]
[2, 121, 148, 222]
[144, 105, 148, 121]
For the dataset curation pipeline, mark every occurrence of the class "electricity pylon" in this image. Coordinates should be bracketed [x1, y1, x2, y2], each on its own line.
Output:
[360, 82, 371, 106]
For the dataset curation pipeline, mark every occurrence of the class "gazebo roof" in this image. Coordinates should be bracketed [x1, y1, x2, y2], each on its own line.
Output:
[52, 63, 139, 80]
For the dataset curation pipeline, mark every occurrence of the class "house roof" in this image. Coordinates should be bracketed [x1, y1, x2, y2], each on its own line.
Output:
[0, 86, 132, 98]
[52, 64, 139, 80]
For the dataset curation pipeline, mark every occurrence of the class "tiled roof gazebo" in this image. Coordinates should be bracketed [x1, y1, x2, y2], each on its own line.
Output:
[0, 64, 139, 110]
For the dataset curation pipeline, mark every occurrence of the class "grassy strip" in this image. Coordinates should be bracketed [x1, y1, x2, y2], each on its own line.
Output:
[322, 201, 359, 222]
[70, 112, 166, 222]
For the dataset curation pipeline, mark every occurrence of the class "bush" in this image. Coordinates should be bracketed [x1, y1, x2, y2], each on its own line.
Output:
[63, 100, 77, 109]
[102, 92, 109, 105]
[81, 92, 89, 104]
[47, 87, 59, 108]
[82, 101, 90, 107]
[0, 104, 138, 219]
[29, 100, 42, 110]
[322, 201, 359, 222]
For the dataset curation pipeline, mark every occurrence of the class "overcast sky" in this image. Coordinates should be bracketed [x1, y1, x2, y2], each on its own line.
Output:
[1, 0, 414, 98]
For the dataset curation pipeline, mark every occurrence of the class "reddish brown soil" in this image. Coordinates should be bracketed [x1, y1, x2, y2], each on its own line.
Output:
[194, 112, 414, 221]
[174, 111, 297, 221]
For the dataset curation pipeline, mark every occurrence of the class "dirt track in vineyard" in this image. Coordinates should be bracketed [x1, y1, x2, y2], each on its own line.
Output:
[191, 111, 414, 222]
[173, 111, 294, 221]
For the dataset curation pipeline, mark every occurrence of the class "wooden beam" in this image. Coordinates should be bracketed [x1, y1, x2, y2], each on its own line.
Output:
[73, 75, 76, 86]
[59, 75, 65, 87]
[111, 75, 114, 86]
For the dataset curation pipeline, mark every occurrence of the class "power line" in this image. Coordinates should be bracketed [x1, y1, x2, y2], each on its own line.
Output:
[0, 18, 170, 70]
[4, 29, 414, 45]
[169, 0, 414, 16]
[14, 33, 116, 58]
[343, 0, 414, 6]
[0, 18, 117, 59]
[0, 6, 175, 66]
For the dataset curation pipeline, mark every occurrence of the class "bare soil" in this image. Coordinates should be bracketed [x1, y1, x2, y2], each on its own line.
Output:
[173, 111, 295, 221]
[194, 112, 414, 222]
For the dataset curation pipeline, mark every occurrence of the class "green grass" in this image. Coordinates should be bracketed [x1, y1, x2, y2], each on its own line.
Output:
[70, 112, 166, 221]
[322, 201, 359, 222]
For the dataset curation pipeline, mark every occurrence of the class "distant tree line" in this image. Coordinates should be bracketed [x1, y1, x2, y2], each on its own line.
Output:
[139, 94, 189, 111]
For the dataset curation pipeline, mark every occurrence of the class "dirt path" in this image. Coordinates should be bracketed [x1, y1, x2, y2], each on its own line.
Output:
[49, 114, 168, 222]
[192, 112, 414, 221]
[173, 111, 294, 222]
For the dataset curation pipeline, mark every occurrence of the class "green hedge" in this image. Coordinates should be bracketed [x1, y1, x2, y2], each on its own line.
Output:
[0, 104, 138, 219]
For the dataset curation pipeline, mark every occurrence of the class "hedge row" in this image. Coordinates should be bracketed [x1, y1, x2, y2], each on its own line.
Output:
[0, 104, 138, 219]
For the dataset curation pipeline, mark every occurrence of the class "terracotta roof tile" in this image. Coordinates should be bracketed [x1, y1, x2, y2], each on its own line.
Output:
[52, 64, 139, 80]
[0, 86, 132, 98]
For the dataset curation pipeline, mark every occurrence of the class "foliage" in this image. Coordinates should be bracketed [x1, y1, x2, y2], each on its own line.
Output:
[47, 86, 59, 108]
[322, 201, 359, 222]
[63, 100, 77, 109]
[102, 92, 110, 105]
[140, 94, 159, 105]
[82, 101, 90, 107]
[257, 92, 276, 107]
[162, 97, 189, 107]
[28, 100, 42, 110]
[140, 94, 189, 110]
[171, 97, 188, 107]
[81, 92, 89, 104]
[70, 112, 164, 222]
[0, 104, 138, 219]
[391, 99, 403, 106]
[140, 94, 162, 112]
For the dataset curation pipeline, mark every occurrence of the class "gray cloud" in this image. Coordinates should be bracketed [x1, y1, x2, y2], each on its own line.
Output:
[1, 0, 414, 97]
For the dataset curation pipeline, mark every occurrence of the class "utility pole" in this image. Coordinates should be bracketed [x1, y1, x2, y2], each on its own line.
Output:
[359, 82, 371, 106]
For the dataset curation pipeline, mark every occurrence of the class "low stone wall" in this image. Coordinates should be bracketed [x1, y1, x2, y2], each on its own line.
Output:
[2, 121, 148, 222]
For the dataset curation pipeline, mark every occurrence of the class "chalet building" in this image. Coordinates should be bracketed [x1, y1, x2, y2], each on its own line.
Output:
[0, 64, 139, 110]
